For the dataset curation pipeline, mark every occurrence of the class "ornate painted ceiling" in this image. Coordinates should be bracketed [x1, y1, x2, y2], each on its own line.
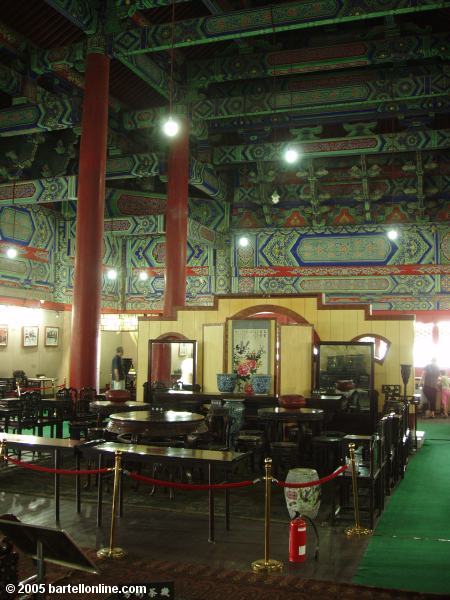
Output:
[0, 0, 448, 312]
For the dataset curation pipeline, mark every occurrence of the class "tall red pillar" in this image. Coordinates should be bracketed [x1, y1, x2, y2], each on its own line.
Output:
[70, 49, 110, 389]
[163, 120, 189, 317]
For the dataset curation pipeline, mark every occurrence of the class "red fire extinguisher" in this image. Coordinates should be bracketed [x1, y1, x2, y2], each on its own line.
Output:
[289, 516, 307, 563]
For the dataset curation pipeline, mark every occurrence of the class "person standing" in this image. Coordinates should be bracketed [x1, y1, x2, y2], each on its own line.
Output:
[111, 346, 125, 390]
[440, 370, 450, 418]
[421, 358, 440, 418]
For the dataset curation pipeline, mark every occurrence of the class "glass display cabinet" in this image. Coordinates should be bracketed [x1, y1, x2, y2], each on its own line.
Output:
[314, 342, 376, 434]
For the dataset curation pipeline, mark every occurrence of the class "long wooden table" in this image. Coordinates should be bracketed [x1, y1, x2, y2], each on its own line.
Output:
[0, 433, 83, 521]
[86, 442, 250, 542]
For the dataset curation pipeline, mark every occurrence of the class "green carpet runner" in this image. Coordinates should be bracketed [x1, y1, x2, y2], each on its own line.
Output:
[353, 420, 450, 595]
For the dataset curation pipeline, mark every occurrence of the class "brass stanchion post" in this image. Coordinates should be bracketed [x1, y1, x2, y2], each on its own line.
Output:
[251, 458, 283, 573]
[97, 451, 126, 559]
[0, 440, 6, 462]
[345, 443, 372, 537]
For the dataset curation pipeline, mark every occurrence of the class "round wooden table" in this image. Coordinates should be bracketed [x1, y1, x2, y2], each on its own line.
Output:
[106, 410, 205, 439]
[90, 401, 149, 418]
[257, 407, 324, 458]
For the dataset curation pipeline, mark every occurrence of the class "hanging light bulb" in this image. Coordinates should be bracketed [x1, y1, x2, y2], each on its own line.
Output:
[139, 271, 149, 281]
[107, 269, 118, 280]
[387, 229, 399, 240]
[238, 236, 249, 247]
[6, 247, 17, 259]
[162, 116, 180, 138]
[271, 190, 280, 204]
[284, 147, 300, 164]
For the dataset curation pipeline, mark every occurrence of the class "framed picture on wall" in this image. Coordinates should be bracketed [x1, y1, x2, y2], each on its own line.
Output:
[44, 326, 59, 347]
[178, 342, 188, 357]
[0, 325, 8, 346]
[23, 326, 39, 347]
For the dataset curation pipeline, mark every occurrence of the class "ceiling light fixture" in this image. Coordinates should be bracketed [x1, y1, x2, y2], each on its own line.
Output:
[139, 271, 149, 281]
[162, 116, 180, 138]
[6, 247, 17, 259]
[107, 269, 118, 280]
[284, 148, 300, 164]
[271, 190, 280, 204]
[387, 229, 398, 240]
[238, 236, 249, 248]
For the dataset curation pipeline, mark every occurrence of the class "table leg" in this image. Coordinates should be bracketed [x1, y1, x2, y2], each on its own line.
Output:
[208, 463, 214, 543]
[54, 449, 60, 522]
[75, 451, 81, 514]
[225, 475, 230, 531]
[97, 453, 104, 528]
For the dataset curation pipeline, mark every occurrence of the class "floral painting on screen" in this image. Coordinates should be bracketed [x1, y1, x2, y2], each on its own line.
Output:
[232, 320, 270, 392]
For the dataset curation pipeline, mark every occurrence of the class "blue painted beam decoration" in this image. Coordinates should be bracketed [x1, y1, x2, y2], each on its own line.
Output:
[45, 0, 98, 35]
[188, 32, 450, 86]
[213, 129, 450, 164]
[110, 1, 450, 55]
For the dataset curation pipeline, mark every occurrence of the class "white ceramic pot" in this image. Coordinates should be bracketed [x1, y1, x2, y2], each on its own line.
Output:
[284, 468, 321, 520]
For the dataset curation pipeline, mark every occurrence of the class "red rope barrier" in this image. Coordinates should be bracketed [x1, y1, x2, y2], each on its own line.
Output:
[127, 471, 256, 491]
[4, 455, 111, 475]
[275, 465, 348, 488]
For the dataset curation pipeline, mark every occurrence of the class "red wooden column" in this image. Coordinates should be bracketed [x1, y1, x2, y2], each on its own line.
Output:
[163, 120, 189, 317]
[70, 47, 110, 389]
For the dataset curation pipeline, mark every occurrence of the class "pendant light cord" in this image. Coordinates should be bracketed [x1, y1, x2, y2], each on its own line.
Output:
[169, 0, 175, 115]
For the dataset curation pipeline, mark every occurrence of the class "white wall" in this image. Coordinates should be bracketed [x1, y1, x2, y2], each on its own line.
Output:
[0, 306, 139, 391]
[0, 305, 65, 382]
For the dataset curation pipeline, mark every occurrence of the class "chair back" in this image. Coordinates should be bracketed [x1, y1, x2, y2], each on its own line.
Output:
[56, 387, 71, 400]
[19, 393, 39, 423]
[79, 387, 96, 415]
[382, 384, 402, 402]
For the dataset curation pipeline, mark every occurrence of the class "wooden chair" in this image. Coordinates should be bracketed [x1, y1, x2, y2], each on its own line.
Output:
[332, 434, 383, 529]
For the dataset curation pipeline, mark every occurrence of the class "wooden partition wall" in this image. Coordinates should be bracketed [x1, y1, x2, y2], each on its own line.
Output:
[137, 295, 415, 408]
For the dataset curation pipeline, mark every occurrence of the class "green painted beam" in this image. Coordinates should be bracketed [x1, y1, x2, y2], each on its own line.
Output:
[44, 0, 176, 101]
[124, 66, 449, 126]
[44, 0, 98, 35]
[117, 53, 183, 101]
[0, 98, 79, 137]
[110, 0, 450, 55]
[213, 129, 450, 164]
[116, 0, 191, 12]
[0, 63, 23, 96]
[188, 32, 450, 86]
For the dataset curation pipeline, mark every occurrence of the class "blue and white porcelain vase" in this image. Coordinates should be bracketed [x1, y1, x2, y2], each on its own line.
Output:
[223, 399, 245, 450]
[251, 374, 272, 394]
[217, 373, 237, 393]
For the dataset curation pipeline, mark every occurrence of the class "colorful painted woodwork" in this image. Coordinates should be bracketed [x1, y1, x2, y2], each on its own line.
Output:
[188, 33, 450, 86]
[110, 1, 450, 54]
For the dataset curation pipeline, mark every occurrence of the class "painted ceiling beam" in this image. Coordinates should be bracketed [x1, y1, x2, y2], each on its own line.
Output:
[0, 98, 80, 137]
[116, 0, 192, 12]
[44, 0, 98, 35]
[213, 129, 450, 164]
[188, 32, 450, 86]
[200, 0, 251, 51]
[117, 51, 182, 102]
[198, 63, 447, 98]
[110, 1, 450, 55]
[42, 1, 176, 102]
[206, 98, 450, 133]
[0, 63, 23, 96]
[124, 67, 449, 126]
[159, 156, 229, 202]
